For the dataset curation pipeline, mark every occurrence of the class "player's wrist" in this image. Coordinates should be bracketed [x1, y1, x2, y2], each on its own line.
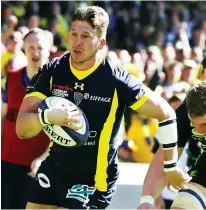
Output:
[139, 195, 155, 206]
[163, 158, 178, 172]
[38, 109, 51, 126]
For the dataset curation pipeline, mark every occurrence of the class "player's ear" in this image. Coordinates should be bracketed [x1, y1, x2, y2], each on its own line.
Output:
[98, 39, 106, 50]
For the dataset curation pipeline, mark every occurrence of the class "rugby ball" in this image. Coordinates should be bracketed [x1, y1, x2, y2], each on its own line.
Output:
[38, 96, 89, 147]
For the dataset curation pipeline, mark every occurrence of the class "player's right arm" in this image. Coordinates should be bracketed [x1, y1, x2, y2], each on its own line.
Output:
[16, 60, 79, 139]
[16, 97, 44, 139]
[16, 97, 79, 139]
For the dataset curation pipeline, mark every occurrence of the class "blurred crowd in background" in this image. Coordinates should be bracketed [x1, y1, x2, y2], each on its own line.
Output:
[1, 0, 206, 166]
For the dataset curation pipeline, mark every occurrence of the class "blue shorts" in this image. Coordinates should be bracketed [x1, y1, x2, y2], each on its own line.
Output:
[27, 158, 116, 209]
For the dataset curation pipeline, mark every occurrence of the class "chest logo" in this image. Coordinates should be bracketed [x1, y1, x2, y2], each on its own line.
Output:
[74, 83, 84, 91]
[74, 92, 83, 106]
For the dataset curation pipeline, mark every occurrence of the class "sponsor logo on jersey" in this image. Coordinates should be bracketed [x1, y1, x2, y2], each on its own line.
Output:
[74, 92, 83, 106]
[74, 82, 84, 91]
[84, 140, 96, 146]
[83, 93, 111, 103]
[52, 84, 73, 91]
[189, 170, 197, 177]
[52, 89, 69, 97]
[66, 184, 96, 203]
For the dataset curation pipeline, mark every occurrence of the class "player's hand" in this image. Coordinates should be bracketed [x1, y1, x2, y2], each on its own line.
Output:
[47, 108, 81, 130]
[137, 203, 155, 209]
[165, 167, 192, 190]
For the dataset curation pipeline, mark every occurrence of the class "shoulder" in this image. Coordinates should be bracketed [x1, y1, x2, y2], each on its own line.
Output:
[40, 53, 69, 71]
[7, 67, 25, 79]
[105, 58, 131, 84]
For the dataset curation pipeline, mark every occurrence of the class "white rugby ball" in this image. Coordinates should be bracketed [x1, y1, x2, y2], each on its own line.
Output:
[38, 96, 89, 147]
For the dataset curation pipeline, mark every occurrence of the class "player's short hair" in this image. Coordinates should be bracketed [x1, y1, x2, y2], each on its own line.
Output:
[186, 81, 206, 117]
[71, 6, 109, 39]
[23, 27, 45, 42]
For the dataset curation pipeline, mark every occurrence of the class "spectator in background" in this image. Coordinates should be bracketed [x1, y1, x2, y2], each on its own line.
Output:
[119, 112, 159, 163]
[163, 63, 182, 88]
[196, 57, 206, 81]
[17, 25, 29, 37]
[1, 31, 27, 96]
[1, 2, 18, 43]
[1, 28, 50, 209]
[162, 44, 177, 70]
[27, 14, 39, 29]
[180, 59, 197, 85]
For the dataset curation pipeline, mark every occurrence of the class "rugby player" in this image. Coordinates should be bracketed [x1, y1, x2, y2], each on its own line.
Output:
[1, 28, 50, 209]
[16, 6, 190, 209]
[138, 81, 206, 209]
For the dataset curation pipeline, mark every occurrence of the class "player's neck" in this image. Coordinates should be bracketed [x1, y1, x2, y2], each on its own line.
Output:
[26, 65, 39, 80]
[71, 54, 100, 71]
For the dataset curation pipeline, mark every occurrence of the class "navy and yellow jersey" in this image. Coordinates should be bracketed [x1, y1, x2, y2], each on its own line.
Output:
[25, 53, 148, 192]
[176, 101, 205, 161]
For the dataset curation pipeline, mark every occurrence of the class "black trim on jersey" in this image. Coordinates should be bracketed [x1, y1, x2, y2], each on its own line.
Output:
[159, 119, 176, 127]
[164, 162, 177, 169]
[179, 189, 206, 209]
[162, 142, 177, 149]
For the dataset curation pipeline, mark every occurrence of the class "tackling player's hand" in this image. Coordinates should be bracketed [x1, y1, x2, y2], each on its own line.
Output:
[165, 167, 192, 190]
[137, 203, 155, 209]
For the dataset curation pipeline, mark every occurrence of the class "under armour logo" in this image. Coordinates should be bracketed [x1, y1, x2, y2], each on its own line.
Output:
[74, 83, 84, 90]
[74, 92, 83, 106]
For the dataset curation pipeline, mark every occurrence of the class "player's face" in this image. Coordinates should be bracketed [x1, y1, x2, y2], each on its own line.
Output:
[189, 114, 206, 136]
[69, 20, 105, 65]
[24, 33, 49, 69]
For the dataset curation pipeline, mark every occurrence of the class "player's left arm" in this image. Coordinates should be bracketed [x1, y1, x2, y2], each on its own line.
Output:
[134, 87, 191, 188]
[115, 68, 191, 191]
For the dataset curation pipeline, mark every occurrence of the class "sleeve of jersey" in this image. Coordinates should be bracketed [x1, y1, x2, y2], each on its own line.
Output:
[117, 71, 148, 110]
[176, 101, 192, 147]
[24, 59, 56, 100]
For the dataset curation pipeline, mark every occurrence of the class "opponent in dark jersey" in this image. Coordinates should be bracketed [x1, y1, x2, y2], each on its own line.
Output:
[176, 101, 203, 166]
[16, 6, 190, 209]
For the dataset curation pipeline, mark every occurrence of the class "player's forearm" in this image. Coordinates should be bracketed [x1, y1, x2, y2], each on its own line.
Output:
[141, 147, 167, 200]
[16, 112, 43, 139]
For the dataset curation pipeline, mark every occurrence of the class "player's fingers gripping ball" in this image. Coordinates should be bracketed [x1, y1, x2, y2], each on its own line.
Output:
[38, 96, 89, 147]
